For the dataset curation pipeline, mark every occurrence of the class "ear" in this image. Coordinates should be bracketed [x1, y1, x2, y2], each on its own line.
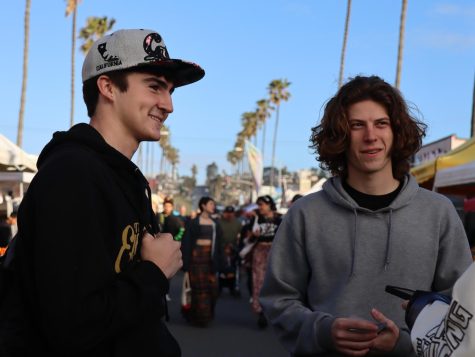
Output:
[96, 75, 115, 101]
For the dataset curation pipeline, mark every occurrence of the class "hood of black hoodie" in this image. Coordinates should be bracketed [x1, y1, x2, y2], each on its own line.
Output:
[38, 123, 158, 234]
[38, 123, 133, 171]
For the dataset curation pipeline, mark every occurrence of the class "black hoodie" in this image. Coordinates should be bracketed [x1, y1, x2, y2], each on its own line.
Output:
[1, 124, 180, 356]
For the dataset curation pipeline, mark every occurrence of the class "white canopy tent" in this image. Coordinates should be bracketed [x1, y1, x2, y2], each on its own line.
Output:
[0, 133, 38, 172]
[0, 133, 38, 199]
[433, 161, 475, 190]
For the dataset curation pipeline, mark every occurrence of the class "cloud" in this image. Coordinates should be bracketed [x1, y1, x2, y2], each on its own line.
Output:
[433, 3, 475, 18]
[415, 30, 475, 50]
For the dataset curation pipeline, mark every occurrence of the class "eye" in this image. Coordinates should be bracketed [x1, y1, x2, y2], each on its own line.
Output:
[350, 121, 364, 129]
[375, 120, 390, 128]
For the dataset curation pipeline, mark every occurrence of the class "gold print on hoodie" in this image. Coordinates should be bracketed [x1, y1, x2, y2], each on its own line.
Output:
[114, 222, 140, 273]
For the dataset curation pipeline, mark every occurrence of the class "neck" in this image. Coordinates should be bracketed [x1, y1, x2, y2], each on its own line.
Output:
[263, 211, 274, 219]
[201, 212, 210, 219]
[90, 112, 139, 159]
[346, 171, 399, 195]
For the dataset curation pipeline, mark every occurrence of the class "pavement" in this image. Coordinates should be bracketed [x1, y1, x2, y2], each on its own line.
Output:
[166, 270, 288, 357]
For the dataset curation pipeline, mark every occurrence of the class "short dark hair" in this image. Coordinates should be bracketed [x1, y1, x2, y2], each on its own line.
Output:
[82, 67, 171, 118]
[198, 196, 215, 212]
[309, 75, 427, 180]
[291, 194, 303, 203]
[163, 196, 174, 206]
[256, 195, 277, 211]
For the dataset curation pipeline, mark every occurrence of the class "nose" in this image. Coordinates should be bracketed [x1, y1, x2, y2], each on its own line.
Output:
[364, 125, 377, 142]
[159, 91, 173, 115]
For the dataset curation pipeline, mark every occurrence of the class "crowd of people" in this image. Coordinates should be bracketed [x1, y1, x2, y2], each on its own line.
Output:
[0, 27, 474, 357]
[155, 194, 289, 329]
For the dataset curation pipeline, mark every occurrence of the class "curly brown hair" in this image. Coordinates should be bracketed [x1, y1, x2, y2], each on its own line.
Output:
[309, 75, 426, 180]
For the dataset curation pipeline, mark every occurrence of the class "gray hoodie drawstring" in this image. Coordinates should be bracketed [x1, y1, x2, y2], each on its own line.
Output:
[384, 209, 393, 271]
[350, 208, 393, 276]
[350, 208, 358, 277]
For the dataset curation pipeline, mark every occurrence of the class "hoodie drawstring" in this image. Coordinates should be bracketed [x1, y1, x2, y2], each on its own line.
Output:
[350, 209, 358, 277]
[350, 208, 393, 277]
[384, 209, 393, 271]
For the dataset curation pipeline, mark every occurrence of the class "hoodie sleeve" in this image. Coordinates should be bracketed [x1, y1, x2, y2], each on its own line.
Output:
[259, 207, 336, 355]
[20, 150, 169, 353]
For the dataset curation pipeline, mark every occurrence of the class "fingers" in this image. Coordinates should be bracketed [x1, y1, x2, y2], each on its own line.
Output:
[370, 308, 400, 353]
[332, 318, 378, 356]
[401, 300, 409, 310]
[140, 230, 182, 279]
[371, 308, 396, 331]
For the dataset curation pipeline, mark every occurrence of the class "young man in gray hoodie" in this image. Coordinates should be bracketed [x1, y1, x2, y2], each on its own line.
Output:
[259, 76, 472, 357]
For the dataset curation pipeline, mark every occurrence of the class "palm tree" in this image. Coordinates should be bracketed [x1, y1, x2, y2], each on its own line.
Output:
[241, 111, 258, 143]
[256, 99, 273, 163]
[268, 79, 291, 187]
[65, 0, 81, 128]
[191, 164, 198, 181]
[227, 151, 238, 173]
[395, 0, 408, 89]
[79, 16, 116, 54]
[159, 126, 170, 175]
[17, 0, 31, 148]
[166, 146, 179, 180]
[338, 0, 352, 88]
[471, 73, 475, 138]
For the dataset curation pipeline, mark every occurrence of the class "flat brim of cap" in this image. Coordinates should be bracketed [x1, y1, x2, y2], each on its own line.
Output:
[137, 59, 205, 87]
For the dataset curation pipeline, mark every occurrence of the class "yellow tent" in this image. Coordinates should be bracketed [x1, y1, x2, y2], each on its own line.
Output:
[411, 137, 475, 185]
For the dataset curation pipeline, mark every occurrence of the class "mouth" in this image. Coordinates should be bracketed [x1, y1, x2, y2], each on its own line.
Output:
[149, 113, 164, 124]
[361, 149, 382, 155]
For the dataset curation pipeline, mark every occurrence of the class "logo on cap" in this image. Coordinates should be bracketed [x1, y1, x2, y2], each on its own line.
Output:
[96, 42, 122, 71]
[143, 33, 170, 62]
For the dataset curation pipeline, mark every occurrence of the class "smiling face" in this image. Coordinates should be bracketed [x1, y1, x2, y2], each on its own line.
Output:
[113, 72, 174, 143]
[346, 100, 394, 182]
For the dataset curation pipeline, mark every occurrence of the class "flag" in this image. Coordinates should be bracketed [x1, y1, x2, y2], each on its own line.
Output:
[245, 140, 263, 194]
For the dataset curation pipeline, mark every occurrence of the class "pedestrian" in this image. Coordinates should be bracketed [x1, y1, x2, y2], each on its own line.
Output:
[259, 75, 472, 356]
[246, 195, 282, 328]
[6, 212, 18, 238]
[158, 196, 185, 241]
[0, 28, 204, 356]
[218, 205, 241, 296]
[181, 196, 223, 326]
[289, 194, 303, 207]
[0, 215, 11, 248]
[237, 208, 257, 301]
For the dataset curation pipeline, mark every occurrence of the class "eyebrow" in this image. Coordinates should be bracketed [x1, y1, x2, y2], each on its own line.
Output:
[348, 117, 390, 122]
[143, 76, 175, 93]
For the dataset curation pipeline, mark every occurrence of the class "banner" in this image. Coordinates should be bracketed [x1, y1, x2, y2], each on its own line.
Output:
[245, 140, 263, 194]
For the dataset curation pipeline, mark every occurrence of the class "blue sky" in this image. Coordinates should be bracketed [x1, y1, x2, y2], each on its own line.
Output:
[1, 1, 474, 184]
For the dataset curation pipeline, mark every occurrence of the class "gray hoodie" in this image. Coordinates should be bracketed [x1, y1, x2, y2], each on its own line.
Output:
[260, 175, 472, 356]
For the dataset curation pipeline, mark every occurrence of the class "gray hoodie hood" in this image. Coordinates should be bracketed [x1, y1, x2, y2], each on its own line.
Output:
[323, 174, 419, 276]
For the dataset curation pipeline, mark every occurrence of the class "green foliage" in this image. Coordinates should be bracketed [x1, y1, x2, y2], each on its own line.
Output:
[79, 16, 116, 54]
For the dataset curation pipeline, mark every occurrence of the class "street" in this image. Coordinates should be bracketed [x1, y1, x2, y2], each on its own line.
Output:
[167, 271, 288, 357]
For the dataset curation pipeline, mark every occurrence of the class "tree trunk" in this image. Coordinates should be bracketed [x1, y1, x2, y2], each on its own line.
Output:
[338, 0, 352, 88]
[471, 73, 475, 138]
[395, 0, 408, 89]
[270, 105, 280, 187]
[17, 0, 31, 148]
[261, 122, 266, 166]
[70, 7, 77, 128]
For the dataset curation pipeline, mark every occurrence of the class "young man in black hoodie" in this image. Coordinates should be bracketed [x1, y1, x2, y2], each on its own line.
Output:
[0, 29, 204, 356]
